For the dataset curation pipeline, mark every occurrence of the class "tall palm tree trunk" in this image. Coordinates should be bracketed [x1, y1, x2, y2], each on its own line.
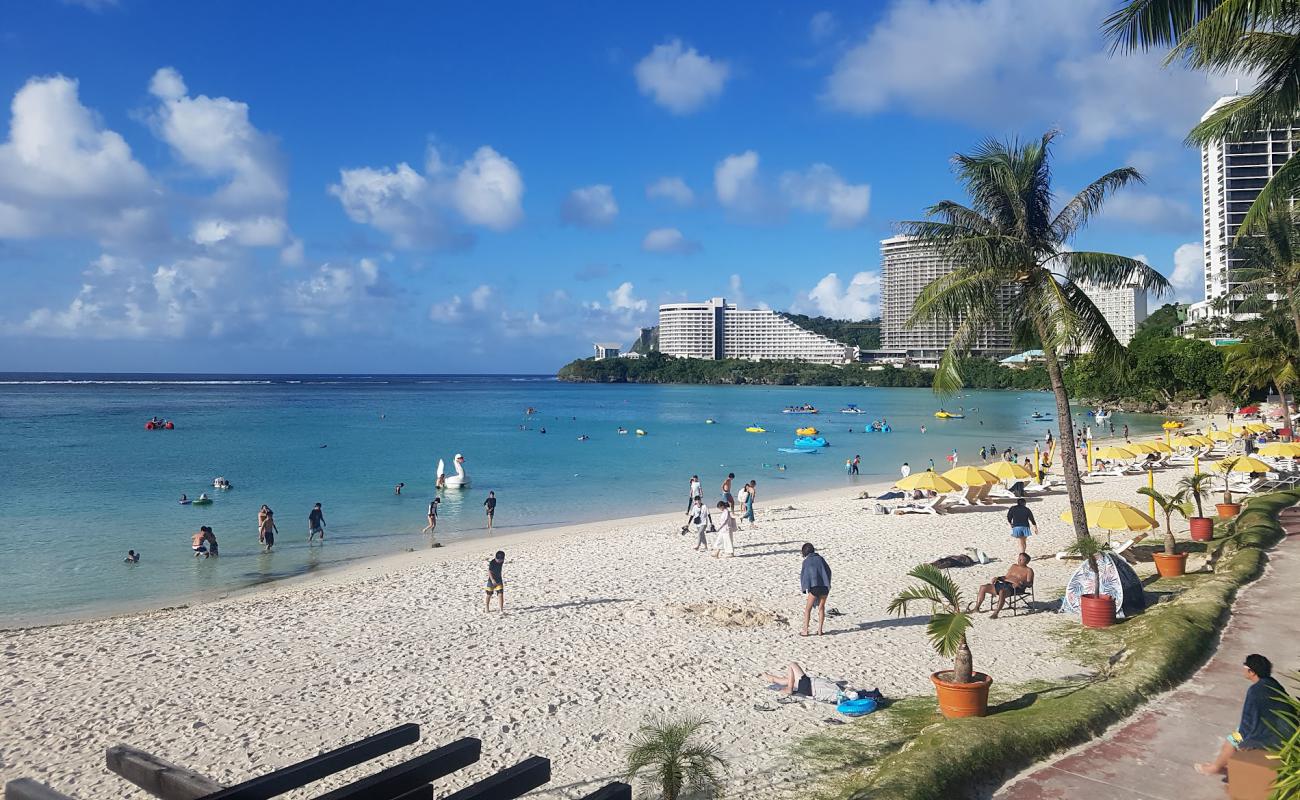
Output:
[1038, 335, 1091, 544]
[1276, 381, 1292, 439]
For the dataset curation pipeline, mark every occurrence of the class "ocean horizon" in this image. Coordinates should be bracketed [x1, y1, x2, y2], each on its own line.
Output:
[0, 373, 1161, 624]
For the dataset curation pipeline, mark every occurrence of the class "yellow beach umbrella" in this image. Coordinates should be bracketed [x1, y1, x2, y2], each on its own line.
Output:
[983, 460, 1033, 481]
[1144, 440, 1173, 453]
[1214, 456, 1273, 473]
[1207, 430, 1236, 442]
[1245, 422, 1273, 434]
[1061, 500, 1158, 531]
[896, 471, 962, 493]
[941, 466, 1000, 486]
[1258, 442, 1300, 457]
[1171, 435, 1210, 448]
[1093, 445, 1135, 460]
[1126, 442, 1159, 454]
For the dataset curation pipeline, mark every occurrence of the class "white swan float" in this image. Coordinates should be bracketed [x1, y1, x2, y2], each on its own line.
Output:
[436, 454, 470, 489]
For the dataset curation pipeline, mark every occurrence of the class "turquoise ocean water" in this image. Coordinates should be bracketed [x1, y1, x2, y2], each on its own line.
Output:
[0, 375, 1161, 624]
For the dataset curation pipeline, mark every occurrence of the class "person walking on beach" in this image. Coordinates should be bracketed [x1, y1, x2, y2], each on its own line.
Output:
[900, 462, 911, 478]
[688, 474, 701, 511]
[422, 496, 441, 535]
[483, 491, 497, 530]
[710, 501, 736, 558]
[799, 543, 832, 636]
[742, 480, 757, 528]
[308, 503, 326, 542]
[484, 550, 505, 612]
[1006, 498, 1038, 555]
[722, 473, 735, 510]
[686, 496, 710, 550]
[259, 507, 278, 552]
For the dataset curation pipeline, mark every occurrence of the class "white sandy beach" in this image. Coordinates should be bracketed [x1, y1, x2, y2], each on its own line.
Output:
[0, 463, 1210, 799]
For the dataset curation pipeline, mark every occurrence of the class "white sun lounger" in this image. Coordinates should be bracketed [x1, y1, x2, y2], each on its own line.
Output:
[893, 496, 948, 515]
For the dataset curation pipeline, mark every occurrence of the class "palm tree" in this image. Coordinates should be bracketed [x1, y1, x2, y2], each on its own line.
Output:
[1178, 470, 1217, 519]
[624, 715, 727, 800]
[888, 563, 974, 683]
[1233, 207, 1300, 340]
[1103, 1, 1300, 235]
[902, 131, 1171, 543]
[1224, 312, 1300, 430]
[1137, 486, 1192, 555]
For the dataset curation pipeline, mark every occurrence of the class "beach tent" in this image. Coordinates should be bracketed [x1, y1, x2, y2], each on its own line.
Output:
[1059, 552, 1146, 619]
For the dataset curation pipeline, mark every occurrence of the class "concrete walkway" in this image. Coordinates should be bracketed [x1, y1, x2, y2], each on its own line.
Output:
[994, 511, 1300, 800]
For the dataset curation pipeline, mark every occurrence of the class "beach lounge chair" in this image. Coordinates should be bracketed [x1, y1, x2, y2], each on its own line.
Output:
[893, 496, 947, 515]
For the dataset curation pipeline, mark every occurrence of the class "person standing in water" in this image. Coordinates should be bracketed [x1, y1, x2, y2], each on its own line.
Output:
[258, 507, 278, 552]
[484, 550, 505, 612]
[203, 526, 218, 556]
[484, 491, 497, 530]
[308, 503, 326, 542]
[422, 496, 441, 535]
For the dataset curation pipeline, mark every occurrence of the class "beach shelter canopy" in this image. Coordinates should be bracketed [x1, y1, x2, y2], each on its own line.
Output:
[896, 471, 962, 493]
[1214, 456, 1273, 473]
[1145, 440, 1173, 453]
[1093, 445, 1135, 460]
[1239, 405, 1260, 414]
[1258, 442, 1300, 457]
[941, 466, 1000, 486]
[1245, 422, 1273, 433]
[1207, 430, 1237, 442]
[1171, 435, 1211, 447]
[983, 460, 1033, 480]
[1061, 500, 1157, 531]
[1126, 442, 1159, 454]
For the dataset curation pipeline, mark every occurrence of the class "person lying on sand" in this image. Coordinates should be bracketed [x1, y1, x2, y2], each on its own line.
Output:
[969, 554, 1033, 618]
[761, 662, 876, 703]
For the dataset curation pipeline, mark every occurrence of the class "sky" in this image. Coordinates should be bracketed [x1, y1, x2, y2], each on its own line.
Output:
[0, 0, 1240, 373]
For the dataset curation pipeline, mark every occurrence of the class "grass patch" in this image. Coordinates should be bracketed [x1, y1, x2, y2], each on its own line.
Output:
[803, 490, 1298, 800]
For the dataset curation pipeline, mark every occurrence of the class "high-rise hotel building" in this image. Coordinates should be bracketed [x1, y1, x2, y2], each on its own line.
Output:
[878, 235, 1014, 360]
[1193, 94, 1299, 321]
[657, 298, 857, 364]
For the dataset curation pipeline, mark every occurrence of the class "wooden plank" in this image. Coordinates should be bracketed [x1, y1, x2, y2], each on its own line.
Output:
[311, 738, 480, 800]
[105, 745, 226, 800]
[200, 724, 420, 800]
[439, 756, 550, 800]
[4, 778, 80, 800]
[576, 783, 632, 800]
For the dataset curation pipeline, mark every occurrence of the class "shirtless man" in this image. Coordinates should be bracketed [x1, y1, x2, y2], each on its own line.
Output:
[191, 529, 209, 558]
[971, 553, 1033, 618]
[308, 503, 326, 542]
[258, 507, 278, 552]
[722, 473, 735, 510]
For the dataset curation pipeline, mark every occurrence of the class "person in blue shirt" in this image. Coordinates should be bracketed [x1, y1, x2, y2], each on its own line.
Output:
[799, 543, 832, 637]
[1196, 653, 1295, 777]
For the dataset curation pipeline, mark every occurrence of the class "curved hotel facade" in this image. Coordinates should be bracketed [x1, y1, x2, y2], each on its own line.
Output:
[658, 298, 857, 364]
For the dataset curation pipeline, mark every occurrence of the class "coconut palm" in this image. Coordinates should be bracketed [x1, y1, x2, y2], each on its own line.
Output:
[1103, 1, 1300, 235]
[1137, 486, 1192, 555]
[888, 563, 975, 683]
[902, 131, 1170, 544]
[1224, 312, 1300, 429]
[624, 715, 726, 800]
[1178, 470, 1218, 519]
[1233, 207, 1300, 339]
[1218, 455, 1246, 505]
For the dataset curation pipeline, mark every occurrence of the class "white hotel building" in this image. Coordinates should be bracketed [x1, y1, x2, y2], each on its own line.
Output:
[1079, 282, 1148, 346]
[1190, 94, 1299, 322]
[658, 298, 857, 364]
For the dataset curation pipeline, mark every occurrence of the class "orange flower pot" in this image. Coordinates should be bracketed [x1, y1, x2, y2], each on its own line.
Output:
[1080, 593, 1116, 628]
[930, 670, 992, 718]
[1216, 502, 1241, 520]
[1152, 552, 1188, 578]
[1188, 517, 1214, 542]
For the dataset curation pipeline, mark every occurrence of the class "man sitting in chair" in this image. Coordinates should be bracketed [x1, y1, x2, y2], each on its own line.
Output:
[970, 553, 1033, 618]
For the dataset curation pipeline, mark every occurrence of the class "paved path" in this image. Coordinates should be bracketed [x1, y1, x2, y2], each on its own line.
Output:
[994, 511, 1300, 800]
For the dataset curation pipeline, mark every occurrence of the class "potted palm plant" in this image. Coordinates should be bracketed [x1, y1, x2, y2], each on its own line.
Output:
[1137, 487, 1192, 577]
[888, 563, 990, 718]
[1178, 472, 1217, 541]
[625, 715, 727, 800]
[1068, 535, 1116, 628]
[1216, 456, 1244, 519]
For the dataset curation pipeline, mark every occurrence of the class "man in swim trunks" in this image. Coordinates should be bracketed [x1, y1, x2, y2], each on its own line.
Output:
[259, 508, 278, 552]
[1005, 498, 1038, 555]
[484, 491, 497, 530]
[971, 553, 1033, 618]
[485, 550, 505, 612]
[191, 529, 209, 558]
[308, 503, 326, 542]
[722, 473, 735, 510]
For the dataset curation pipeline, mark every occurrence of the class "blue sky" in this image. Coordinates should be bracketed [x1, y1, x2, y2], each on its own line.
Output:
[0, 0, 1237, 373]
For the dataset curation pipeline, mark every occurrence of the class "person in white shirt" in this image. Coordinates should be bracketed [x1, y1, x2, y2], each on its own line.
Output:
[688, 475, 702, 511]
[900, 462, 912, 478]
[711, 501, 736, 558]
[685, 497, 710, 551]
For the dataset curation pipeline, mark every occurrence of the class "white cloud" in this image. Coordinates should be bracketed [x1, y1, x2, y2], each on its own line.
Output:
[779, 163, 870, 228]
[714, 150, 761, 212]
[331, 144, 523, 248]
[280, 237, 305, 266]
[0, 75, 159, 243]
[727, 273, 770, 311]
[822, 0, 1243, 148]
[642, 227, 701, 254]
[634, 39, 730, 114]
[1170, 241, 1204, 303]
[795, 272, 880, 320]
[810, 11, 837, 42]
[561, 184, 618, 227]
[646, 176, 694, 206]
[1098, 191, 1198, 232]
[286, 257, 397, 335]
[606, 281, 647, 312]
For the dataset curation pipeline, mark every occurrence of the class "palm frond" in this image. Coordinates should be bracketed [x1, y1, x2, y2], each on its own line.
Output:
[1063, 251, 1173, 296]
[926, 611, 973, 660]
[1237, 152, 1300, 237]
[1102, 0, 1227, 54]
[1051, 168, 1145, 242]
